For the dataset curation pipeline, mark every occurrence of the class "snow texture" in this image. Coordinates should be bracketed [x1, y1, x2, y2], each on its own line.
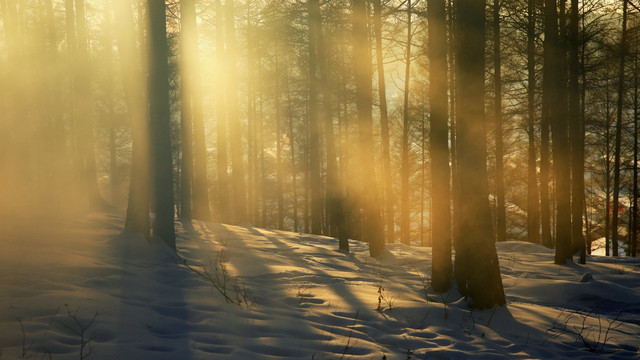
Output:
[1, 212, 639, 359]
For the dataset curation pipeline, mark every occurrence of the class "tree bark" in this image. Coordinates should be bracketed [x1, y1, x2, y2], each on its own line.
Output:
[453, 0, 505, 308]
[353, 0, 385, 256]
[493, 0, 506, 243]
[526, 0, 540, 245]
[148, 0, 176, 249]
[612, 0, 629, 257]
[429, 0, 452, 292]
[401, 0, 413, 246]
[373, 0, 395, 244]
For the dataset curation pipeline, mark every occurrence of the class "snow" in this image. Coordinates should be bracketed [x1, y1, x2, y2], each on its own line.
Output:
[1, 212, 639, 359]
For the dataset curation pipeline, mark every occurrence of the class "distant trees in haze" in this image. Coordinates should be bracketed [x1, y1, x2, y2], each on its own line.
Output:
[2, 0, 640, 306]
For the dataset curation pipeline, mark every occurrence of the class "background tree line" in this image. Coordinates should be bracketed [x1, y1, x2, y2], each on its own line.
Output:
[1, 0, 639, 306]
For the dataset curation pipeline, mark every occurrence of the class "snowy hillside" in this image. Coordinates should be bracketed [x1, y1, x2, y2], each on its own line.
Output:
[1, 212, 639, 359]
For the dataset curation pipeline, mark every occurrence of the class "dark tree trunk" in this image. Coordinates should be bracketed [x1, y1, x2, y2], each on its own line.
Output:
[453, 0, 505, 308]
[543, 0, 572, 264]
[493, 0, 506, 243]
[526, 0, 540, 244]
[568, 0, 585, 263]
[612, 0, 629, 257]
[429, 0, 452, 292]
[148, 0, 176, 249]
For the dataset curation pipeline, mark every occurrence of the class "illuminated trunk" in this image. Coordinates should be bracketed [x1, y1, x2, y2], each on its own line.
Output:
[400, 0, 412, 246]
[373, 0, 395, 244]
[352, 0, 385, 256]
[215, 0, 229, 224]
[308, 0, 323, 235]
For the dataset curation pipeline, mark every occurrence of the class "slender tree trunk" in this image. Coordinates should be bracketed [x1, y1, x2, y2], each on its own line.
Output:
[148, 0, 176, 249]
[353, 0, 385, 256]
[104, 0, 118, 205]
[569, 0, 585, 263]
[493, 0, 506, 243]
[612, 0, 629, 257]
[225, 0, 247, 224]
[429, 0, 452, 292]
[373, 0, 394, 244]
[313, 0, 349, 250]
[605, 79, 612, 256]
[401, 0, 413, 246]
[215, 0, 229, 223]
[179, 0, 194, 219]
[275, 48, 284, 230]
[526, 0, 540, 244]
[543, 0, 571, 264]
[181, 0, 211, 220]
[286, 74, 299, 232]
[632, 47, 638, 257]
[308, 0, 323, 235]
[453, 0, 505, 308]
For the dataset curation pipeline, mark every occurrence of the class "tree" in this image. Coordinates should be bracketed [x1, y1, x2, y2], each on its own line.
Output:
[429, 0, 452, 292]
[569, 0, 586, 263]
[453, 0, 505, 308]
[400, 0, 413, 246]
[527, 0, 541, 245]
[612, 0, 629, 257]
[308, 0, 323, 235]
[373, 0, 395, 244]
[493, 0, 506, 243]
[353, 0, 385, 257]
[148, 0, 176, 249]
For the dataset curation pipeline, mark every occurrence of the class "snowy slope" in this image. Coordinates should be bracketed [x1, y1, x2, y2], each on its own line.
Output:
[1, 211, 639, 359]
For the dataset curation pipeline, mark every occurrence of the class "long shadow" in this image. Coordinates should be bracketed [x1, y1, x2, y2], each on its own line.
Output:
[106, 215, 194, 360]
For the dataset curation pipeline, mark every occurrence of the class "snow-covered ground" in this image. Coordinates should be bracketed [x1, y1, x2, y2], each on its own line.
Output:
[1, 211, 639, 359]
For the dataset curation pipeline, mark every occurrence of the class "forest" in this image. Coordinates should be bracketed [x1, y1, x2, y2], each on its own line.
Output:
[1, 0, 640, 358]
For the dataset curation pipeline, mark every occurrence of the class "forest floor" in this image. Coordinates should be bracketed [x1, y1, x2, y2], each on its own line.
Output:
[1, 211, 639, 359]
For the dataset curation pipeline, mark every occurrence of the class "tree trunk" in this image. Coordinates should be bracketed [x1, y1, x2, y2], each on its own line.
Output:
[526, 0, 540, 244]
[373, 0, 395, 244]
[215, 0, 229, 224]
[116, 0, 150, 239]
[543, 0, 572, 264]
[181, 0, 211, 221]
[453, 0, 505, 308]
[493, 0, 506, 243]
[225, 0, 247, 224]
[401, 0, 413, 246]
[612, 0, 629, 257]
[353, 0, 385, 257]
[568, 0, 585, 263]
[429, 0, 452, 292]
[308, 0, 323, 235]
[148, 0, 176, 249]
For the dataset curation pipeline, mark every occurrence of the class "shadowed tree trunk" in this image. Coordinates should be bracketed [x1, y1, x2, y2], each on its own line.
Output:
[612, 0, 629, 257]
[148, 0, 176, 249]
[493, 0, 506, 243]
[527, 0, 540, 245]
[453, 0, 505, 308]
[308, 0, 323, 235]
[429, 0, 452, 292]
[569, 0, 585, 263]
